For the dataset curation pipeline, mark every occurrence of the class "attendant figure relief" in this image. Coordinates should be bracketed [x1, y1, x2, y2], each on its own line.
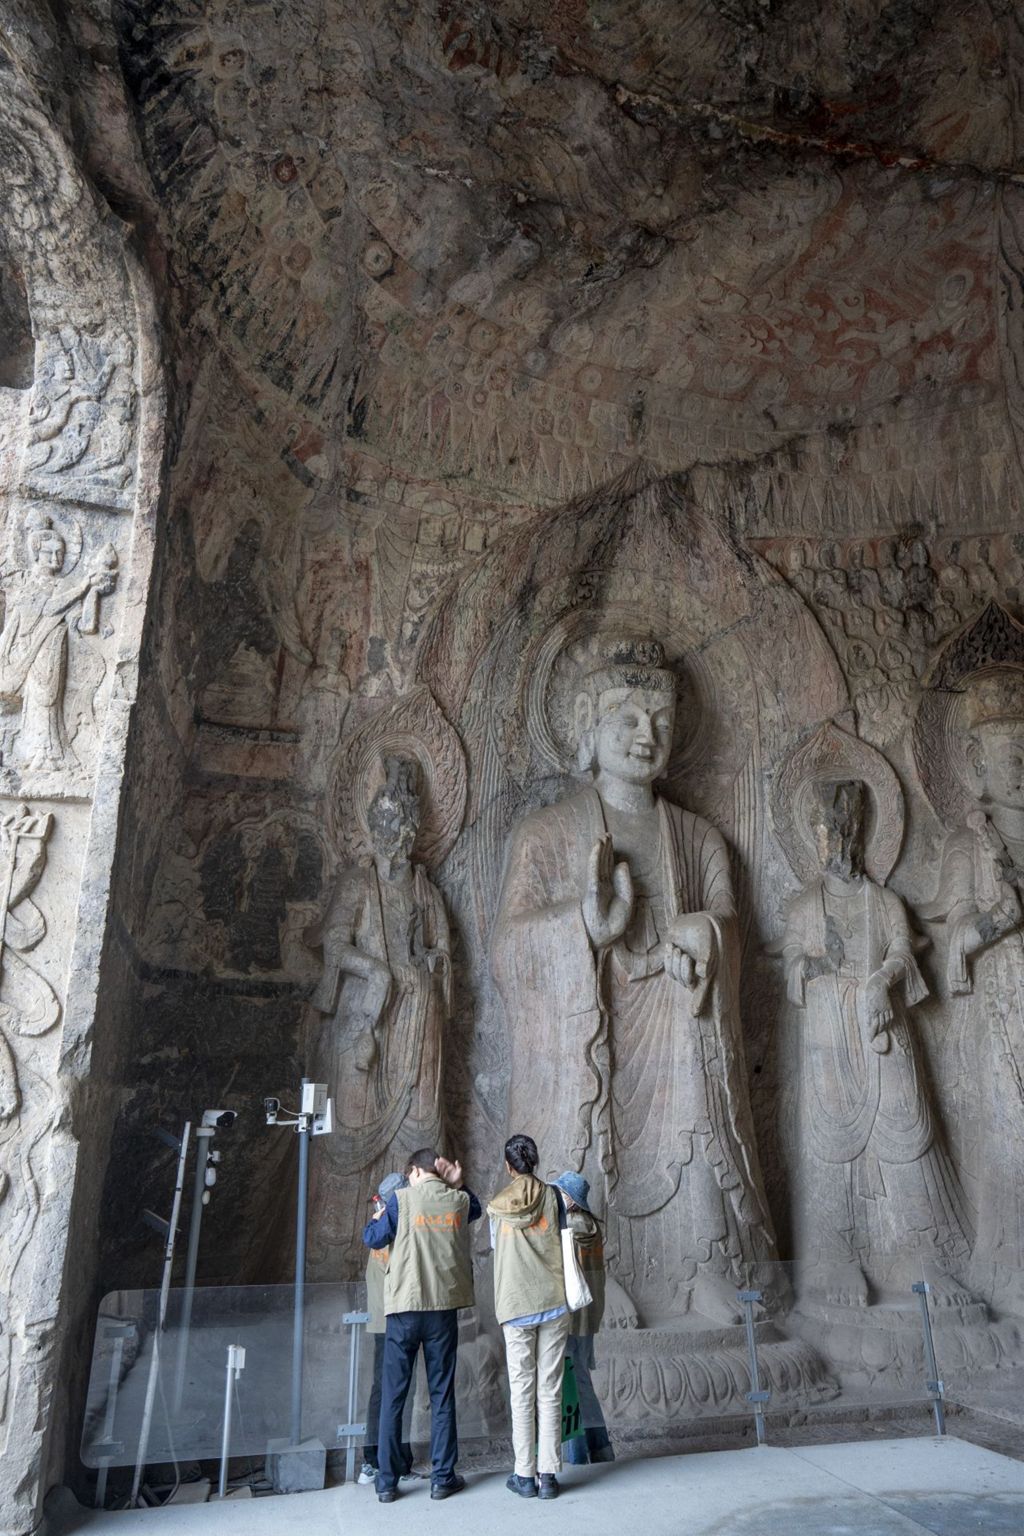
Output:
[0, 512, 117, 775]
[923, 667, 1024, 1313]
[305, 754, 450, 1279]
[781, 778, 973, 1311]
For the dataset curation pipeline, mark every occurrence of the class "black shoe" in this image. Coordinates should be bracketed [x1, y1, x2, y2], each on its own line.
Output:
[431, 1474, 466, 1500]
[376, 1484, 398, 1504]
[538, 1475, 560, 1500]
[506, 1473, 538, 1498]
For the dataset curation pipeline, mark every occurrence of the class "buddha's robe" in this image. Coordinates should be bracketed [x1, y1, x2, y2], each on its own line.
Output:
[491, 786, 773, 1315]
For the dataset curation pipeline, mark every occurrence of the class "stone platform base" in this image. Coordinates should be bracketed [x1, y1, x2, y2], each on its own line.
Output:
[793, 1295, 1021, 1384]
[593, 1317, 837, 1424]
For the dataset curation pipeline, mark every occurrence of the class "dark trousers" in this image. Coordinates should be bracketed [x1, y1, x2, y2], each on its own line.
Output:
[378, 1309, 459, 1490]
[364, 1334, 413, 1472]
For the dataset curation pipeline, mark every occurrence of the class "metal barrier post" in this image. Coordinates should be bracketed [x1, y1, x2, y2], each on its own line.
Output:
[217, 1345, 247, 1498]
[338, 1310, 370, 1484]
[736, 1290, 770, 1446]
[94, 1322, 132, 1508]
[911, 1281, 946, 1436]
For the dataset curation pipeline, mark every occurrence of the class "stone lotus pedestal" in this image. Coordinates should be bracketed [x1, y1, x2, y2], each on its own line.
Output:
[592, 1315, 837, 1426]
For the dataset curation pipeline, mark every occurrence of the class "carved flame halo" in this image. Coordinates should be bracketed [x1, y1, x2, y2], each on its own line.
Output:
[912, 604, 1024, 828]
[327, 685, 467, 872]
[770, 721, 905, 887]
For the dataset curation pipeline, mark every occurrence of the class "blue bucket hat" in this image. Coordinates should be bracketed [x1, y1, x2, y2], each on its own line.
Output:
[552, 1170, 591, 1214]
[378, 1171, 407, 1200]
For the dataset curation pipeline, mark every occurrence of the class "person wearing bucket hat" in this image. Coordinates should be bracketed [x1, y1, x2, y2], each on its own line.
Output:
[358, 1172, 417, 1486]
[552, 1172, 614, 1466]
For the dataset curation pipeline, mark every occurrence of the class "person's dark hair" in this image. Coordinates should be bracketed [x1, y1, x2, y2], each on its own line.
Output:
[504, 1133, 539, 1175]
[407, 1147, 439, 1174]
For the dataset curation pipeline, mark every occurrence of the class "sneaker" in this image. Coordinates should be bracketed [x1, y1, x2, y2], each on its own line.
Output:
[357, 1463, 376, 1486]
[506, 1472, 538, 1498]
[431, 1474, 466, 1500]
[377, 1485, 398, 1504]
[538, 1474, 560, 1500]
[399, 1470, 423, 1482]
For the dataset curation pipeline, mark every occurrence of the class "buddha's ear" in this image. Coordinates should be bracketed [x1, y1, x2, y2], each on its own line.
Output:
[965, 732, 986, 799]
[574, 694, 595, 773]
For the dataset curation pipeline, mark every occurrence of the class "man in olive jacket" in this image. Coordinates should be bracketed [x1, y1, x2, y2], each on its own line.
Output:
[363, 1148, 481, 1503]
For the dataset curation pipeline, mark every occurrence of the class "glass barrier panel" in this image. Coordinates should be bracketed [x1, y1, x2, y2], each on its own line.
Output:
[81, 1284, 374, 1468]
[915, 1253, 1021, 1422]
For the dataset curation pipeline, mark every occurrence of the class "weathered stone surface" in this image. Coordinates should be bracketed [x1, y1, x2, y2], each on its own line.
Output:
[6, 1, 1024, 1530]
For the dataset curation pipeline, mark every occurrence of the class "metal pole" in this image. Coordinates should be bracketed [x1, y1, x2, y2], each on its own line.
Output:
[172, 1127, 212, 1413]
[290, 1085, 310, 1446]
[346, 1313, 361, 1485]
[337, 1310, 370, 1483]
[131, 1122, 191, 1506]
[218, 1345, 246, 1498]
[737, 1289, 770, 1446]
[912, 1281, 946, 1436]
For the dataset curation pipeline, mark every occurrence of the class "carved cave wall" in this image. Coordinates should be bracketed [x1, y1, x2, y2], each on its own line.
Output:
[6, 0, 1024, 1525]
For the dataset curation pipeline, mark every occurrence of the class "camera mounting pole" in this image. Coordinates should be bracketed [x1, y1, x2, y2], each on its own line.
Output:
[172, 1110, 237, 1414]
[264, 1080, 332, 1450]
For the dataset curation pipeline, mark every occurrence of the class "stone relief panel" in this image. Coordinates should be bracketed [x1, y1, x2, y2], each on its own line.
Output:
[914, 609, 1024, 1318]
[0, 507, 121, 796]
[0, 798, 88, 1440]
[757, 535, 1024, 750]
[306, 751, 454, 1282]
[0, 19, 162, 1529]
[408, 467, 847, 1417]
[768, 727, 1013, 1378]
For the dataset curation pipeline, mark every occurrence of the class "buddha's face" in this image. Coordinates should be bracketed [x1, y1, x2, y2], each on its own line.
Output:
[975, 724, 1024, 811]
[367, 786, 419, 865]
[594, 685, 675, 786]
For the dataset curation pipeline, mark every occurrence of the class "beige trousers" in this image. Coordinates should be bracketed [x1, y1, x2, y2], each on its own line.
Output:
[502, 1313, 570, 1477]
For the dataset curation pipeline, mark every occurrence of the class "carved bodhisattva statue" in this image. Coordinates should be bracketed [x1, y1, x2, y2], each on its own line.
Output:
[492, 639, 774, 1326]
[926, 668, 1024, 1310]
[306, 755, 451, 1279]
[0, 514, 117, 774]
[783, 780, 972, 1307]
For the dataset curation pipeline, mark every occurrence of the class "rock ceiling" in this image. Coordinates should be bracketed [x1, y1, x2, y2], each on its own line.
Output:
[96, 0, 1022, 523]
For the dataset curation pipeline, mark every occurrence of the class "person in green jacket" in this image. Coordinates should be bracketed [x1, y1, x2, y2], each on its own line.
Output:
[488, 1133, 568, 1501]
[552, 1171, 614, 1465]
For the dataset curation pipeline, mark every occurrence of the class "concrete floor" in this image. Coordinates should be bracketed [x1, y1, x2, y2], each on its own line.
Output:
[47, 1436, 1024, 1536]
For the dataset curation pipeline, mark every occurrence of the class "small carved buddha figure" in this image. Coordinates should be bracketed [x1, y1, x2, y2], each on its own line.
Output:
[492, 638, 774, 1328]
[305, 755, 451, 1279]
[783, 779, 972, 1309]
[926, 668, 1024, 1312]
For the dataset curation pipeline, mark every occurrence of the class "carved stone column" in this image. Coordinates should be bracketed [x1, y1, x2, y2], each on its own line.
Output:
[0, 16, 164, 1532]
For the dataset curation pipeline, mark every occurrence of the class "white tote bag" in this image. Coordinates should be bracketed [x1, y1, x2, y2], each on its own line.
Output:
[561, 1227, 593, 1312]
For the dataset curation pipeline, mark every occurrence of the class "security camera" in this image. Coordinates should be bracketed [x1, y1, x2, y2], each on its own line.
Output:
[201, 1109, 237, 1130]
[264, 1096, 280, 1124]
